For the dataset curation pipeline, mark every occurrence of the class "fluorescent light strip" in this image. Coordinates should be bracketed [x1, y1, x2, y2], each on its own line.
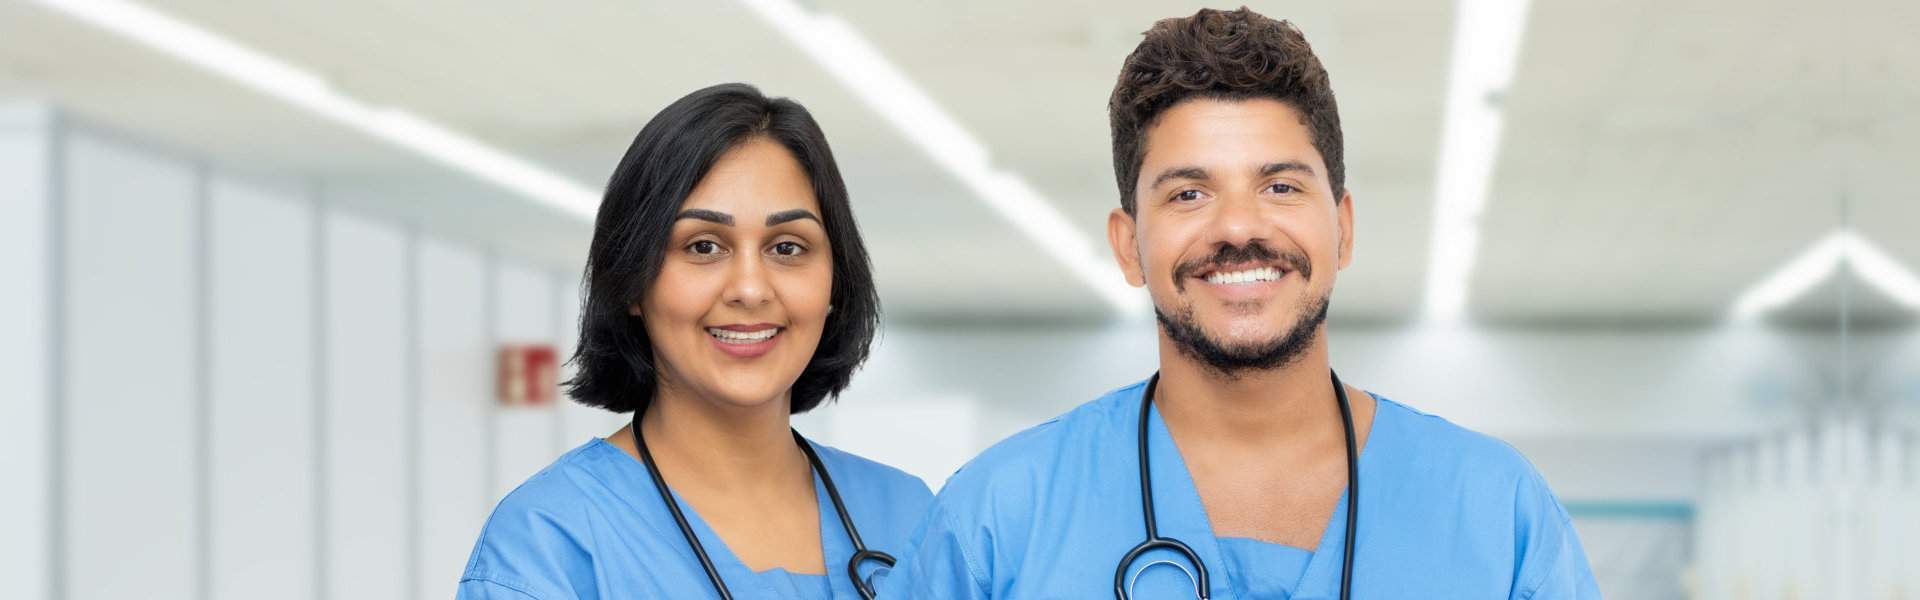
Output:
[1732, 231, 1920, 320]
[1421, 0, 1533, 320]
[1845, 233, 1920, 308]
[737, 0, 1146, 315]
[27, 0, 602, 219]
[1731, 231, 1847, 320]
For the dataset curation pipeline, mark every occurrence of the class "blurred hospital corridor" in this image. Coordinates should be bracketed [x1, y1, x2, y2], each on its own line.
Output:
[2, 0, 1916, 598]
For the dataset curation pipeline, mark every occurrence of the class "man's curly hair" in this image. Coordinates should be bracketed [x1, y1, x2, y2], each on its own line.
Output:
[1109, 7, 1345, 215]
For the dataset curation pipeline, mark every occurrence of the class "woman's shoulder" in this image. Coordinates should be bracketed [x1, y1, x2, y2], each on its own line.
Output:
[803, 438, 935, 501]
[488, 438, 629, 515]
[462, 440, 627, 596]
[472, 438, 645, 553]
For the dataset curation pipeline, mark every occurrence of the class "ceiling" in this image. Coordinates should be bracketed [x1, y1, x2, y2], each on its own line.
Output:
[0, 0, 1909, 327]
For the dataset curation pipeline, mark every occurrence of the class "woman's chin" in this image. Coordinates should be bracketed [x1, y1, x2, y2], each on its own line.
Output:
[706, 387, 794, 412]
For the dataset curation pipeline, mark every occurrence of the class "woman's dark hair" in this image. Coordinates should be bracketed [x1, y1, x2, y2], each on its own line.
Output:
[1109, 7, 1345, 215]
[565, 83, 879, 415]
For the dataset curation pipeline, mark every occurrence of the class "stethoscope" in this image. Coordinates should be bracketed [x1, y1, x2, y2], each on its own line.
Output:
[632, 413, 896, 600]
[1115, 370, 1358, 600]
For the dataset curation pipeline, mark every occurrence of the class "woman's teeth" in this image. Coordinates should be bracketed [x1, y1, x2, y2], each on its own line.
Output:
[706, 328, 779, 344]
[1204, 267, 1283, 285]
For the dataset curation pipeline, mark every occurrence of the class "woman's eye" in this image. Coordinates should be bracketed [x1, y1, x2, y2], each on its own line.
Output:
[772, 241, 805, 256]
[1173, 189, 1203, 202]
[688, 240, 720, 254]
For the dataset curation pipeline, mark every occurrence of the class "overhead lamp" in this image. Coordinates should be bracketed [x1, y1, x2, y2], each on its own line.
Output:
[1421, 0, 1533, 320]
[27, 0, 602, 219]
[1732, 230, 1920, 320]
[736, 0, 1146, 315]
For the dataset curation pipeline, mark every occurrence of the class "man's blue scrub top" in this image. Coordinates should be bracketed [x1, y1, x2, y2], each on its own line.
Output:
[879, 379, 1603, 599]
[458, 437, 934, 600]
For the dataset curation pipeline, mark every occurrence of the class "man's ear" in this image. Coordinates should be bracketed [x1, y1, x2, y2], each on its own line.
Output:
[1337, 189, 1355, 270]
[1108, 207, 1146, 287]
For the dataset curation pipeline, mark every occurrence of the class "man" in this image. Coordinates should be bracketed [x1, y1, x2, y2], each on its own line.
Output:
[878, 7, 1600, 599]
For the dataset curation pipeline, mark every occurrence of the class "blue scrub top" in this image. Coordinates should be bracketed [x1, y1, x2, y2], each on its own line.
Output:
[458, 436, 934, 600]
[879, 379, 1602, 599]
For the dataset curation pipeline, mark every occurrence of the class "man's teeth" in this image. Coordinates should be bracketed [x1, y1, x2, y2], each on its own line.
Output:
[706, 328, 779, 344]
[1204, 267, 1283, 285]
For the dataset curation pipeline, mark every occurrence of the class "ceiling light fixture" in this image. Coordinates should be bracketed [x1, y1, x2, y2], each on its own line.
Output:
[27, 0, 602, 219]
[736, 0, 1145, 315]
[1421, 0, 1533, 320]
[1732, 230, 1920, 320]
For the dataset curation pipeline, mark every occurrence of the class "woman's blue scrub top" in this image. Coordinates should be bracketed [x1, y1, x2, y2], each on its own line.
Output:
[458, 437, 933, 600]
[879, 379, 1603, 599]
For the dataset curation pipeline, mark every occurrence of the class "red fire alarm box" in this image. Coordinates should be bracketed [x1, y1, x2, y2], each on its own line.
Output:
[499, 344, 558, 406]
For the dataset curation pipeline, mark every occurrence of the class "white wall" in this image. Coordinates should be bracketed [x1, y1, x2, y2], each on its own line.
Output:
[489, 262, 559, 502]
[322, 209, 412, 600]
[206, 172, 318, 600]
[413, 238, 495, 600]
[61, 128, 203, 600]
[6, 114, 593, 600]
[0, 103, 58, 600]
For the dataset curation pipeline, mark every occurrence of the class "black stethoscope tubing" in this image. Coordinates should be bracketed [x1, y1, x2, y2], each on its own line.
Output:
[633, 413, 896, 600]
[1115, 370, 1357, 600]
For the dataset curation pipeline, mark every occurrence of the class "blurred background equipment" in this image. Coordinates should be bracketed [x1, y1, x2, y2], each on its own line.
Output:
[498, 344, 559, 407]
[0, 0, 1913, 599]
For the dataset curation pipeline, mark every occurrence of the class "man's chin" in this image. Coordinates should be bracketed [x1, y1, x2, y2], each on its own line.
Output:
[1208, 336, 1294, 359]
[1156, 291, 1332, 376]
[1197, 314, 1301, 344]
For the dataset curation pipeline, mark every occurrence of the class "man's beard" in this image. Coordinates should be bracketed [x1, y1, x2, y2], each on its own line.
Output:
[1152, 239, 1333, 377]
[1155, 286, 1332, 378]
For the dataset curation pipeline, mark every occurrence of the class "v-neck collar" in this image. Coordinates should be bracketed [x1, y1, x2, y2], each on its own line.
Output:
[1135, 387, 1385, 600]
[593, 437, 854, 599]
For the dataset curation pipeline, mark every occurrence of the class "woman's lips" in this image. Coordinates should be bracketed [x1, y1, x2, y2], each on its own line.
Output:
[706, 326, 783, 358]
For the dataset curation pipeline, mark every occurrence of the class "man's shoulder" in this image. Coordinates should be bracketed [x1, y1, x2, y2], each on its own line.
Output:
[1376, 395, 1536, 470]
[1372, 394, 1567, 517]
[935, 379, 1146, 498]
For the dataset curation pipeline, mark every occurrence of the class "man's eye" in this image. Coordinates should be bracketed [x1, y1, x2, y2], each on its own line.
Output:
[1267, 183, 1296, 194]
[772, 241, 805, 256]
[1173, 190, 1203, 201]
[689, 240, 719, 254]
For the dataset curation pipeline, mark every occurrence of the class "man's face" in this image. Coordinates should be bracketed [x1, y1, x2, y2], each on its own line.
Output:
[1108, 97, 1353, 374]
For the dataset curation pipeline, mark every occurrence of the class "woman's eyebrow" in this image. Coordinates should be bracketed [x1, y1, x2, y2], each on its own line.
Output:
[674, 209, 733, 226]
[766, 209, 822, 227]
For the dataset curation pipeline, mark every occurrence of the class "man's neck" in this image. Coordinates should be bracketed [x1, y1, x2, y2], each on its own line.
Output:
[622, 386, 809, 494]
[1152, 333, 1343, 451]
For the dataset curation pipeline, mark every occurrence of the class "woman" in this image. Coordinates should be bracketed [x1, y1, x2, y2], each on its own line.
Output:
[458, 83, 932, 600]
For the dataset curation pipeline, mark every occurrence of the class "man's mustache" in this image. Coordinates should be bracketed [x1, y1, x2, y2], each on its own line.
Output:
[1171, 242, 1312, 291]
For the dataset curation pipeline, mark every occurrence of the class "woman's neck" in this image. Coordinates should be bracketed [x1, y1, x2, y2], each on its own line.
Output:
[611, 385, 828, 576]
[616, 386, 811, 494]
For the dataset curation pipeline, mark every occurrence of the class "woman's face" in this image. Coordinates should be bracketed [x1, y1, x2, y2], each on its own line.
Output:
[636, 137, 834, 412]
